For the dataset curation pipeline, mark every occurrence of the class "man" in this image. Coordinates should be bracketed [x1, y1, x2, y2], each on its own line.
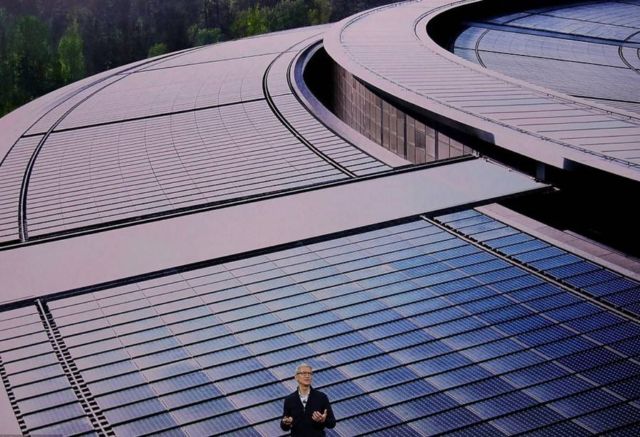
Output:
[281, 363, 336, 436]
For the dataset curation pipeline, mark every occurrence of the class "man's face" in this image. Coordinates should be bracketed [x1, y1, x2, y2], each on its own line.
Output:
[295, 366, 313, 387]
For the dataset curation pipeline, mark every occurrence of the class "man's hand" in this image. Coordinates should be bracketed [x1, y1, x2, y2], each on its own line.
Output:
[282, 416, 293, 426]
[312, 409, 327, 423]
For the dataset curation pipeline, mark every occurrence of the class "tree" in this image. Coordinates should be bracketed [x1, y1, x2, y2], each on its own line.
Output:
[231, 5, 269, 38]
[147, 42, 167, 57]
[269, 0, 309, 31]
[58, 18, 85, 84]
[188, 25, 223, 46]
[0, 8, 12, 114]
[6, 15, 53, 104]
[309, 0, 332, 25]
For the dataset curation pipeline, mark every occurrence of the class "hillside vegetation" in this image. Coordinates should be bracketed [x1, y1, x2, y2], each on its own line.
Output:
[0, 0, 391, 116]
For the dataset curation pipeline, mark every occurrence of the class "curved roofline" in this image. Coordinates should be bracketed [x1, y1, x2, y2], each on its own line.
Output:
[419, 0, 640, 121]
[290, 40, 410, 168]
[323, 0, 640, 182]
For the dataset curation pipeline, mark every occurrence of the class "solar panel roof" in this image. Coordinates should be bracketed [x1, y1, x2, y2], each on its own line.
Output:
[2, 209, 639, 436]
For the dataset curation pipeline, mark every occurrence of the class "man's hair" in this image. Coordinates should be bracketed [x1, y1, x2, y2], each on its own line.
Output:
[296, 363, 312, 374]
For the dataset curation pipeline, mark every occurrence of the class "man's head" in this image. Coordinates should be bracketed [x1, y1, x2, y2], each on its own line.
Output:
[295, 363, 313, 388]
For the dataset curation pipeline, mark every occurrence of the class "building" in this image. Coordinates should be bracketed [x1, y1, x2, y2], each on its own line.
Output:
[0, 0, 638, 435]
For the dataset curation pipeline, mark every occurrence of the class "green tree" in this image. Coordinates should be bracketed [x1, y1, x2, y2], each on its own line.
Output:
[268, 0, 309, 31]
[147, 42, 167, 57]
[309, 0, 332, 25]
[188, 24, 223, 46]
[58, 18, 85, 85]
[0, 8, 11, 114]
[231, 5, 269, 38]
[6, 15, 54, 105]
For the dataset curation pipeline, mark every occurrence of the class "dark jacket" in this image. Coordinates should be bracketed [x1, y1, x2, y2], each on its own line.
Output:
[280, 387, 336, 436]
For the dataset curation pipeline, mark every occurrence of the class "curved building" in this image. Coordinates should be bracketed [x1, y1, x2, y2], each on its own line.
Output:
[0, 1, 639, 436]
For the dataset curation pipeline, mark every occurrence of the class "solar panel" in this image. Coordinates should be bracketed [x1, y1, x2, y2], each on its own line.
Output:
[3, 214, 639, 435]
[435, 210, 640, 318]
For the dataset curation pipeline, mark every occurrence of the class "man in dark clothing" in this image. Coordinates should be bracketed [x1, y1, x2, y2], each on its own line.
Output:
[281, 363, 336, 436]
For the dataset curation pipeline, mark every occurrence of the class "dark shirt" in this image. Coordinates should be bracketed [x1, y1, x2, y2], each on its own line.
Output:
[280, 387, 336, 436]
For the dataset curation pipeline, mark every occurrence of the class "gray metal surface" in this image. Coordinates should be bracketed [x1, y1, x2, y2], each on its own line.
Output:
[0, 159, 545, 305]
